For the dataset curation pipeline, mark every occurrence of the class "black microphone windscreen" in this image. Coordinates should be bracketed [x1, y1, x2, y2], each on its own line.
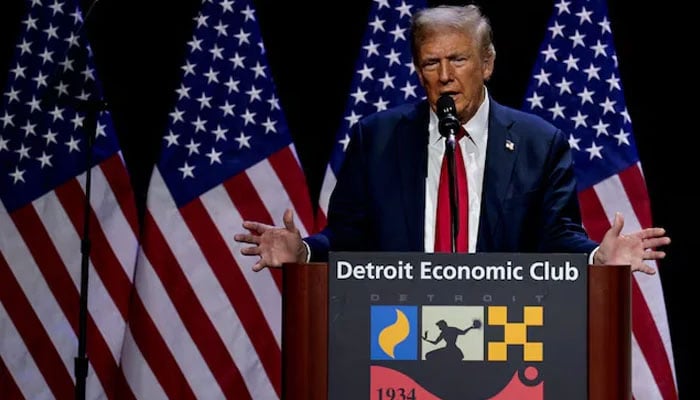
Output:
[436, 94, 457, 120]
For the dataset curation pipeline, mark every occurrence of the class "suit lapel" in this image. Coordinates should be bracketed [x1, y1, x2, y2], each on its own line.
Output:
[397, 102, 430, 251]
[478, 100, 519, 251]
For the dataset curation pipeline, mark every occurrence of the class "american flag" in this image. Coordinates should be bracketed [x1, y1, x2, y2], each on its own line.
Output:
[522, 0, 677, 398]
[117, 0, 314, 398]
[0, 0, 139, 399]
[316, 0, 426, 228]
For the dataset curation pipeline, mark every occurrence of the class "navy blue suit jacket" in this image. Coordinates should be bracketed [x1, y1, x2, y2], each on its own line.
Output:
[305, 98, 597, 261]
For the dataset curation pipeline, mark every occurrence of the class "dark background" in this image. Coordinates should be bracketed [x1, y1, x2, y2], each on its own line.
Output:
[0, 0, 692, 398]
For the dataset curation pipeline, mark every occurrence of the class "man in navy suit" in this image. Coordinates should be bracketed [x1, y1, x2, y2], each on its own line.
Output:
[234, 4, 669, 274]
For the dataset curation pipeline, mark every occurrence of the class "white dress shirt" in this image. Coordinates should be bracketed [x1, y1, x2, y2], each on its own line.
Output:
[424, 91, 490, 253]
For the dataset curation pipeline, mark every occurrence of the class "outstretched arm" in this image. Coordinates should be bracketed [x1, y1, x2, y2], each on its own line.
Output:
[593, 213, 670, 275]
[233, 208, 308, 271]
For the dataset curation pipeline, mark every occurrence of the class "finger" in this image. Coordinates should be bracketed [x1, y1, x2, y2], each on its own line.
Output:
[234, 233, 259, 245]
[642, 249, 666, 260]
[632, 262, 656, 275]
[643, 237, 671, 249]
[240, 246, 261, 256]
[242, 220, 270, 235]
[283, 208, 296, 232]
[252, 261, 266, 272]
[609, 212, 624, 236]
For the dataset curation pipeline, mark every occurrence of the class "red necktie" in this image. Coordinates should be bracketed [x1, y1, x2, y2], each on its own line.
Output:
[434, 128, 468, 252]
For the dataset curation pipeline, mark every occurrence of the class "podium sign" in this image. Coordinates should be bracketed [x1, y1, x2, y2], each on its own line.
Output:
[328, 252, 588, 399]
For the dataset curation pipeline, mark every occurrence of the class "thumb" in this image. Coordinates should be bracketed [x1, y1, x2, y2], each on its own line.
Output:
[283, 208, 296, 232]
[608, 212, 624, 236]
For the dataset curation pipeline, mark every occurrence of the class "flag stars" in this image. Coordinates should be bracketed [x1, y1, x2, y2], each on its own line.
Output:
[384, 48, 402, 66]
[373, 97, 389, 111]
[60, 56, 74, 71]
[219, 0, 235, 13]
[396, 1, 413, 18]
[241, 5, 256, 21]
[379, 72, 395, 89]
[194, 13, 209, 28]
[203, 67, 219, 83]
[555, 77, 573, 94]
[599, 17, 611, 34]
[21, 121, 37, 137]
[49, 106, 64, 121]
[614, 129, 630, 146]
[54, 80, 69, 97]
[567, 134, 581, 151]
[182, 61, 196, 76]
[219, 100, 235, 117]
[178, 162, 195, 179]
[95, 122, 106, 137]
[196, 92, 213, 109]
[11, 64, 27, 79]
[209, 44, 224, 60]
[39, 48, 55, 64]
[241, 108, 256, 125]
[364, 40, 380, 57]
[606, 74, 621, 91]
[206, 148, 223, 164]
[65, 136, 81, 152]
[229, 52, 246, 69]
[376, 0, 390, 9]
[48, 0, 64, 16]
[0, 137, 10, 152]
[4, 87, 20, 103]
[369, 16, 385, 33]
[533, 68, 551, 86]
[526, 91, 544, 109]
[246, 85, 263, 102]
[43, 23, 60, 40]
[592, 119, 610, 136]
[22, 14, 38, 30]
[211, 124, 228, 141]
[252, 62, 267, 78]
[234, 28, 251, 45]
[621, 108, 631, 123]
[176, 84, 191, 99]
[170, 107, 185, 123]
[1, 112, 15, 128]
[345, 111, 362, 126]
[548, 102, 566, 120]
[358, 64, 374, 81]
[549, 21, 565, 38]
[571, 111, 588, 128]
[188, 37, 203, 52]
[390, 24, 407, 41]
[9, 167, 25, 184]
[591, 40, 608, 57]
[235, 132, 251, 148]
[575, 7, 593, 24]
[267, 94, 281, 110]
[214, 20, 229, 36]
[164, 130, 180, 147]
[583, 63, 601, 80]
[577, 87, 594, 104]
[554, 0, 571, 15]
[599, 97, 616, 114]
[185, 139, 201, 155]
[541, 45, 558, 62]
[585, 141, 603, 160]
[43, 129, 58, 145]
[262, 117, 277, 133]
[224, 77, 240, 93]
[569, 30, 586, 48]
[64, 32, 79, 48]
[17, 39, 33, 55]
[351, 87, 368, 104]
[81, 66, 95, 81]
[37, 151, 53, 168]
[70, 113, 85, 129]
[339, 134, 351, 152]
[191, 116, 208, 132]
[563, 54, 579, 71]
[400, 81, 418, 99]
[15, 144, 31, 160]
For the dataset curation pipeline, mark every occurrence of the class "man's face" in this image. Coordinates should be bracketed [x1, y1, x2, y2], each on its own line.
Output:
[415, 28, 494, 123]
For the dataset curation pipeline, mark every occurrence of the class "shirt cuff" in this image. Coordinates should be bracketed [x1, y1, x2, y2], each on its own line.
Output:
[302, 240, 311, 263]
[588, 246, 599, 265]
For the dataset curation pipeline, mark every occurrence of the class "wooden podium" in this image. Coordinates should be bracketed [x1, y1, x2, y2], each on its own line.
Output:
[282, 263, 631, 400]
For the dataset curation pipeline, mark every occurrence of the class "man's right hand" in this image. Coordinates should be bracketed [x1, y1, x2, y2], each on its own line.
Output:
[233, 208, 308, 271]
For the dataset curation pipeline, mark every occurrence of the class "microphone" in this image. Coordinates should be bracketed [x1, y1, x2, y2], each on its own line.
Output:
[436, 94, 461, 146]
[435, 94, 461, 252]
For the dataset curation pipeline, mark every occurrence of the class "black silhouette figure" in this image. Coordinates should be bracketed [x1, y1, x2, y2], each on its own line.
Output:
[422, 319, 481, 362]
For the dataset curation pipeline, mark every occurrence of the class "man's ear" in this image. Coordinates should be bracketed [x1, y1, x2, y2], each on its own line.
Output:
[482, 54, 495, 81]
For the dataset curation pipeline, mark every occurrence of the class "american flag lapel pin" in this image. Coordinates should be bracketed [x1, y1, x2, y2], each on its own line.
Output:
[505, 140, 515, 151]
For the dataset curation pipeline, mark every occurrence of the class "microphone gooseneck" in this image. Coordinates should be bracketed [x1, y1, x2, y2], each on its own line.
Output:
[435, 94, 461, 253]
